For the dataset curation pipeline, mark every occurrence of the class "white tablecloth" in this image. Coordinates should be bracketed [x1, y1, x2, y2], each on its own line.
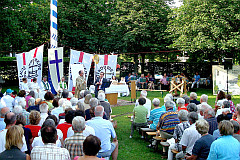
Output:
[89, 84, 130, 97]
[105, 85, 130, 97]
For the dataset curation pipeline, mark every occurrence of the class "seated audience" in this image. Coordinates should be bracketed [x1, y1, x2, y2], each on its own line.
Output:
[70, 97, 78, 110]
[213, 114, 231, 140]
[31, 126, 70, 160]
[59, 101, 73, 119]
[83, 94, 92, 110]
[39, 103, 49, 126]
[27, 97, 40, 112]
[0, 112, 27, 153]
[187, 103, 198, 113]
[226, 94, 235, 113]
[182, 95, 190, 107]
[64, 116, 86, 159]
[1, 89, 14, 111]
[98, 92, 111, 120]
[57, 110, 75, 140]
[0, 125, 30, 160]
[177, 112, 201, 159]
[25, 91, 35, 109]
[197, 94, 210, 109]
[230, 120, 240, 142]
[85, 98, 107, 121]
[233, 104, 240, 134]
[86, 106, 118, 160]
[207, 120, 240, 160]
[214, 90, 227, 112]
[25, 111, 41, 139]
[137, 74, 147, 89]
[147, 74, 155, 90]
[167, 110, 190, 160]
[185, 119, 215, 160]
[44, 92, 54, 110]
[0, 107, 9, 130]
[149, 98, 165, 130]
[135, 90, 151, 118]
[204, 108, 218, 135]
[159, 73, 169, 90]
[76, 101, 85, 111]
[189, 92, 200, 105]
[215, 100, 231, 117]
[76, 135, 103, 160]
[16, 114, 33, 155]
[130, 98, 148, 138]
[32, 119, 62, 148]
[177, 98, 187, 111]
[156, 101, 180, 139]
[14, 90, 26, 108]
[51, 98, 65, 119]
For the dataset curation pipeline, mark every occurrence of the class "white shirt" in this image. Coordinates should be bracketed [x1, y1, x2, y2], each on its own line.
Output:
[135, 97, 152, 118]
[1, 95, 14, 111]
[51, 106, 64, 119]
[216, 108, 231, 117]
[0, 129, 27, 153]
[67, 125, 95, 138]
[32, 137, 62, 148]
[29, 82, 40, 92]
[20, 82, 30, 92]
[179, 123, 201, 154]
[38, 129, 63, 141]
[39, 113, 49, 126]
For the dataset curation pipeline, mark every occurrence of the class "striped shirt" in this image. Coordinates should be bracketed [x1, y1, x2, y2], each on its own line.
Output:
[158, 110, 180, 134]
[205, 117, 218, 135]
[64, 132, 85, 160]
[31, 143, 70, 160]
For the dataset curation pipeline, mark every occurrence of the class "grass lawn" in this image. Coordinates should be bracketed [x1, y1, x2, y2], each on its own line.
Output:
[112, 88, 240, 160]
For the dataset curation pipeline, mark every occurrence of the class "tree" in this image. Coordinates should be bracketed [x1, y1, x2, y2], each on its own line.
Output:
[110, 0, 172, 72]
[167, 0, 240, 62]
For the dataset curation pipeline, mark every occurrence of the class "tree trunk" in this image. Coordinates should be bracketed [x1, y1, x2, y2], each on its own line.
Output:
[141, 53, 145, 74]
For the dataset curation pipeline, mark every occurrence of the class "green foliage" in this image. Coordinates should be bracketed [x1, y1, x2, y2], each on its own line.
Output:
[167, 0, 240, 62]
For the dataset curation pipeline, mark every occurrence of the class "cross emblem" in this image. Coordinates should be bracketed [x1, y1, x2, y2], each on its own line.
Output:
[50, 50, 62, 82]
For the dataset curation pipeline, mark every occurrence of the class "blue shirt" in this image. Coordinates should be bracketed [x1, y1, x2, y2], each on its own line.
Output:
[149, 107, 166, 130]
[194, 75, 200, 82]
[212, 129, 220, 140]
[86, 117, 116, 153]
[207, 135, 240, 160]
[51, 106, 64, 119]
[0, 118, 6, 131]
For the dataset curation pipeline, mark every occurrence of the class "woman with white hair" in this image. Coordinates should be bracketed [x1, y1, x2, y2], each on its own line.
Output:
[177, 98, 187, 111]
[83, 94, 92, 110]
[161, 95, 176, 111]
[149, 98, 165, 130]
[190, 92, 200, 105]
[185, 119, 214, 160]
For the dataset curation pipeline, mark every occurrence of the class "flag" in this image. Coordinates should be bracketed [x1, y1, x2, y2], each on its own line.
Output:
[16, 45, 44, 85]
[50, 0, 58, 48]
[48, 47, 63, 93]
[95, 55, 117, 79]
[68, 49, 93, 91]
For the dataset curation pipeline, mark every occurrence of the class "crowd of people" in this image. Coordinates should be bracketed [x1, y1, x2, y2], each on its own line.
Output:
[131, 90, 240, 160]
[0, 82, 118, 160]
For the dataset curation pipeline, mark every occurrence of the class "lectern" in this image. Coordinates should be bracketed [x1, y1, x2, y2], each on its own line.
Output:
[130, 80, 136, 102]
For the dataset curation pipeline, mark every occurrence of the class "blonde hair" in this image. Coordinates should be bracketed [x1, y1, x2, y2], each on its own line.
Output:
[29, 110, 41, 125]
[5, 125, 24, 150]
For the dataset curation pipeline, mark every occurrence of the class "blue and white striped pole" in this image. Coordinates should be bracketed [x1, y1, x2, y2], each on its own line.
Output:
[49, 0, 58, 94]
[50, 0, 58, 48]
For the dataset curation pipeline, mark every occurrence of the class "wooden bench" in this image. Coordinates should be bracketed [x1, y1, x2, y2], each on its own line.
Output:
[111, 115, 116, 118]
[140, 128, 155, 141]
[152, 136, 167, 152]
[146, 132, 156, 136]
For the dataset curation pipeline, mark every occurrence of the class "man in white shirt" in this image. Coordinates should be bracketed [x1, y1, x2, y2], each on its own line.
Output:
[19, 78, 30, 93]
[40, 77, 51, 99]
[0, 112, 27, 153]
[135, 90, 151, 118]
[176, 112, 201, 159]
[29, 78, 40, 98]
[31, 126, 70, 160]
[1, 89, 14, 111]
[39, 103, 49, 126]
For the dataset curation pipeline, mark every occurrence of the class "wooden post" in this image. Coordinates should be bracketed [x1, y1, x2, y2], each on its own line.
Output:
[131, 80, 136, 102]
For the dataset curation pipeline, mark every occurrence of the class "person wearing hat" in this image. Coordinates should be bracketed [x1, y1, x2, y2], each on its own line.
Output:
[0, 89, 14, 111]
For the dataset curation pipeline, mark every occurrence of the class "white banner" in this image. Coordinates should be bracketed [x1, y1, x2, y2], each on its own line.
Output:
[71, 64, 84, 87]
[68, 49, 93, 91]
[48, 47, 63, 92]
[16, 45, 44, 85]
[50, 0, 58, 48]
[95, 55, 117, 79]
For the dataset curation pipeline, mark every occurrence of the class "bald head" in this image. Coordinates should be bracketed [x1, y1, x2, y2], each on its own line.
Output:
[4, 112, 16, 127]
[0, 107, 10, 118]
[35, 98, 42, 105]
[94, 105, 104, 117]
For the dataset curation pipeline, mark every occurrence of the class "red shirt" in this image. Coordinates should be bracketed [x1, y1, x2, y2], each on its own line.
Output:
[178, 107, 188, 111]
[57, 122, 72, 140]
[25, 125, 41, 139]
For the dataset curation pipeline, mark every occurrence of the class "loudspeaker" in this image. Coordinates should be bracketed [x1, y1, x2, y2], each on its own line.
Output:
[224, 58, 232, 70]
